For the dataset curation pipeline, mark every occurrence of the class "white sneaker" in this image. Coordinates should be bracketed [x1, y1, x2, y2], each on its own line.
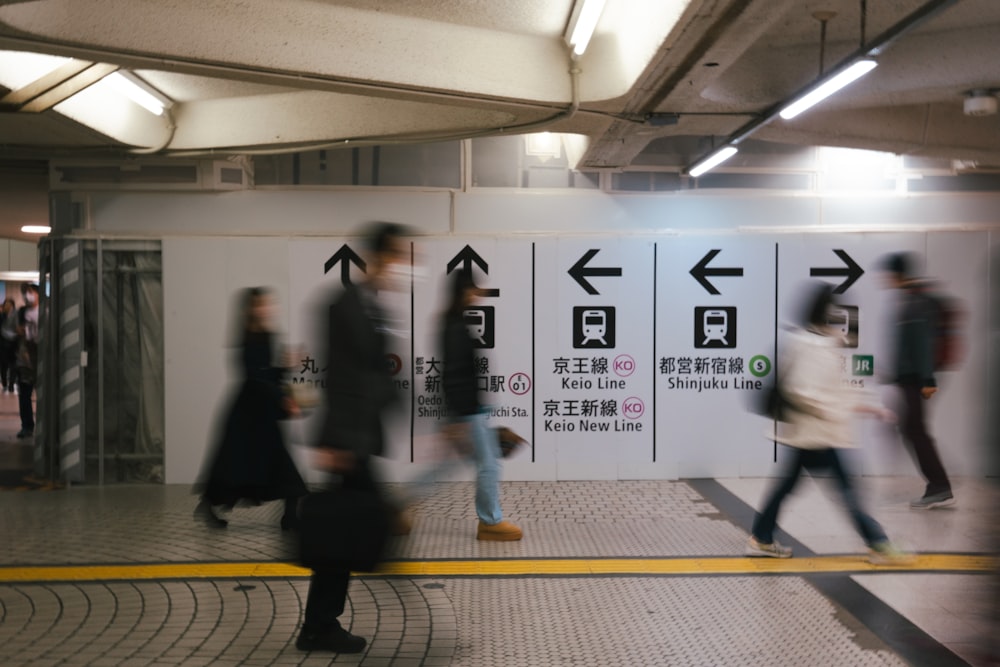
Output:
[746, 536, 792, 558]
[868, 541, 915, 565]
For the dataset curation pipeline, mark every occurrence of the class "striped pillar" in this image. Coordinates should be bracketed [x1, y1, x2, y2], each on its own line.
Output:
[55, 240, 85, 482]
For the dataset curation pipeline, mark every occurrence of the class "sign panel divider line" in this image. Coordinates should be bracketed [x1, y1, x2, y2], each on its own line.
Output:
[410, 241, 415, 463]
[653, 242, 657, 463]
[773, 242, 779, 462]
[531, 242, 536, 463]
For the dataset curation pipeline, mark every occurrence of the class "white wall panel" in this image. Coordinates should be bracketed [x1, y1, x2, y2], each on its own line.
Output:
[91, 190, 451, 236]
[140, 190, 1000, 483]
[163, 237, 291, 484]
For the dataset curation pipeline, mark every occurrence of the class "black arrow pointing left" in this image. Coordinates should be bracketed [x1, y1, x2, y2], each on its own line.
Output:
[324, 244, 366, 287]
[690, 249, 744, 295]
[810, 249, 864, 294]
[569, 249, 622, 295]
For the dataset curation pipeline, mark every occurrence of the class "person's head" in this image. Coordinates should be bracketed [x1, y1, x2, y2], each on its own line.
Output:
[363, 222, 408, 291]
[242, 287, 275, 334]
[446, 268, 480, 314]
[880, 252, 916, 289]
[2, 298, 14, 313]
[21, 283, 38, 306]
[801, 282, 837, 332]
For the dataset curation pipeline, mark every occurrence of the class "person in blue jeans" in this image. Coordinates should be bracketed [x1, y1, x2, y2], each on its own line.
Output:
[747, 283, 908, 564]
[438, 268, 521, 541]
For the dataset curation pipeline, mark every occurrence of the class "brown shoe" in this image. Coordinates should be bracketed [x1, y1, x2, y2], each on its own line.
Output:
[476, 519, 522, 541]
[391, 509, 412, 536]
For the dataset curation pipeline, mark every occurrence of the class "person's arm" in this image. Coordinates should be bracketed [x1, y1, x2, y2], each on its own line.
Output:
[909, 294, 938, 397]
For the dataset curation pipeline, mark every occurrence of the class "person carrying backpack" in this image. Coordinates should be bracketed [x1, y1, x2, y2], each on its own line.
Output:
[880, 253, 955, 509]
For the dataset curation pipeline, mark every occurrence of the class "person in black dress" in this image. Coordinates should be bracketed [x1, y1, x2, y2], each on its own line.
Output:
[195, 287, 307, 530]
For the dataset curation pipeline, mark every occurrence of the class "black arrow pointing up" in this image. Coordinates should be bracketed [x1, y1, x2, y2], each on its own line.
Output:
[569, 249, 622, 295]
[810, 249, 864, 294]
[690, 249, 744, 295]
[447, 245, 499, 297]
[324, 244, 366, 287]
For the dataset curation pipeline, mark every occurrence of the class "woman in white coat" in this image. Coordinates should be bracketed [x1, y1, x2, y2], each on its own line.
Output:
[747, 283, 908, 564]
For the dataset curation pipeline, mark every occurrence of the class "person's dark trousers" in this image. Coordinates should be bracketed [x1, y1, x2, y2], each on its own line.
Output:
[899, 381, 951, 496]
[752, 447, 888, 547]
[17, 381, 34, 432]
[301, 456, 379, 634]
[302, 567, 351, 634]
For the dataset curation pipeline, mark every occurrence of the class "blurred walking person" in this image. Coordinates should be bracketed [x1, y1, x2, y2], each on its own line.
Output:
[436, 268, 521, 541]
[1, 298, 19, 393]
[296, 222, 409, 654]
[747, 283, 908, 564]
[195, 287, 307, 529]
[880, 252, 954, 509]
[15, 284, 39, 439]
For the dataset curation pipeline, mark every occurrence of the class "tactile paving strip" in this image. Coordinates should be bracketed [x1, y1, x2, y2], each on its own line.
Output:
[0, 575, 908, 666]
[0, 578, 456, 667]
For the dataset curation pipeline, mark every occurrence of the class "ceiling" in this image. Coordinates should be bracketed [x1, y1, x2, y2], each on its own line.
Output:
[1, 0, 999, 240]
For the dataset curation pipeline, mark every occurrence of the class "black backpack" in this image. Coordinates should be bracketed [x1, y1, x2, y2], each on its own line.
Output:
[911, 282, 965, 371]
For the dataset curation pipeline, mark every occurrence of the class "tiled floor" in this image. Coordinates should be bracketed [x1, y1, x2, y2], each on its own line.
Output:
[1, 382, 997, 667]
[0, 473, 997, 667]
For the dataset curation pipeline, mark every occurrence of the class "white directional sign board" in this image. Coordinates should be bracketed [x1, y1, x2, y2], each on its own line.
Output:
[655, 238, 779, 477]
[272, 231, 985, 483]
[534, 239, 656, 479]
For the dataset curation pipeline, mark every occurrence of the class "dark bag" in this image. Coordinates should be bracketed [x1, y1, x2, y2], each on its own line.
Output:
[913, 283, 965, 371]
[495, 426, 526, 458]
[297, 486, 391, 572]
[757, 377, 793, 422]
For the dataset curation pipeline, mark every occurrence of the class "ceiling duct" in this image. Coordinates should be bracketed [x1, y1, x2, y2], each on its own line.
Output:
[963, 89, 998, 116]
[49, 159, 248, 191]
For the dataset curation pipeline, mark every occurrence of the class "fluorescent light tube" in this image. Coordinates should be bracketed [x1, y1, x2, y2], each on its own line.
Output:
[566, 0, 606, 57]
[689, 146, 738, 177]
[104, 71, 166, 115]
[779, 59, 878, 120]
[21, 225, 51, 234]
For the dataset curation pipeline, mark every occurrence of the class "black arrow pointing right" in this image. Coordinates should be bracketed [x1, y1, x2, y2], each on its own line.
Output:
[810, 249, 864, 294]
[324, 244, 366, 287]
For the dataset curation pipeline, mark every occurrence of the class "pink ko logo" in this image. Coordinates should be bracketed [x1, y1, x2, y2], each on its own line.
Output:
[508, 372, 532, 395]
[622, 396, 645, 419]
[613, 354, 636, 377]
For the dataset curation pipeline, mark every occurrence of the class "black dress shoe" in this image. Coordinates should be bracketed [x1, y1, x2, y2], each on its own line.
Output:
[296, 627, 367, 653]
[194, 500, 228, 528]
[280, 513, 298, 531]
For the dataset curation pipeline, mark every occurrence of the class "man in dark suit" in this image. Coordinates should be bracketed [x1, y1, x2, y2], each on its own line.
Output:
[296, 222, 408, 654]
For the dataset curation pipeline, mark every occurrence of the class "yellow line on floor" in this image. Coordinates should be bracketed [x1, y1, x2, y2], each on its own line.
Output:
[0, 554, 994, 583]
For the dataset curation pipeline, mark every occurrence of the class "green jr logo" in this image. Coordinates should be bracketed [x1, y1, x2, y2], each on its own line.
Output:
[852, 355, 874, 376]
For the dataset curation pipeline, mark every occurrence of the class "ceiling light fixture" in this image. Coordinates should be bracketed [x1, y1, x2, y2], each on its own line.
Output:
[683, 0, 959, 178]
[21, 225, 51, 234]
[779, 59, 878, 120]
[103, 71, 170, 116]
[565, 0, 606, 57]
[688, 146, 738, 178]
